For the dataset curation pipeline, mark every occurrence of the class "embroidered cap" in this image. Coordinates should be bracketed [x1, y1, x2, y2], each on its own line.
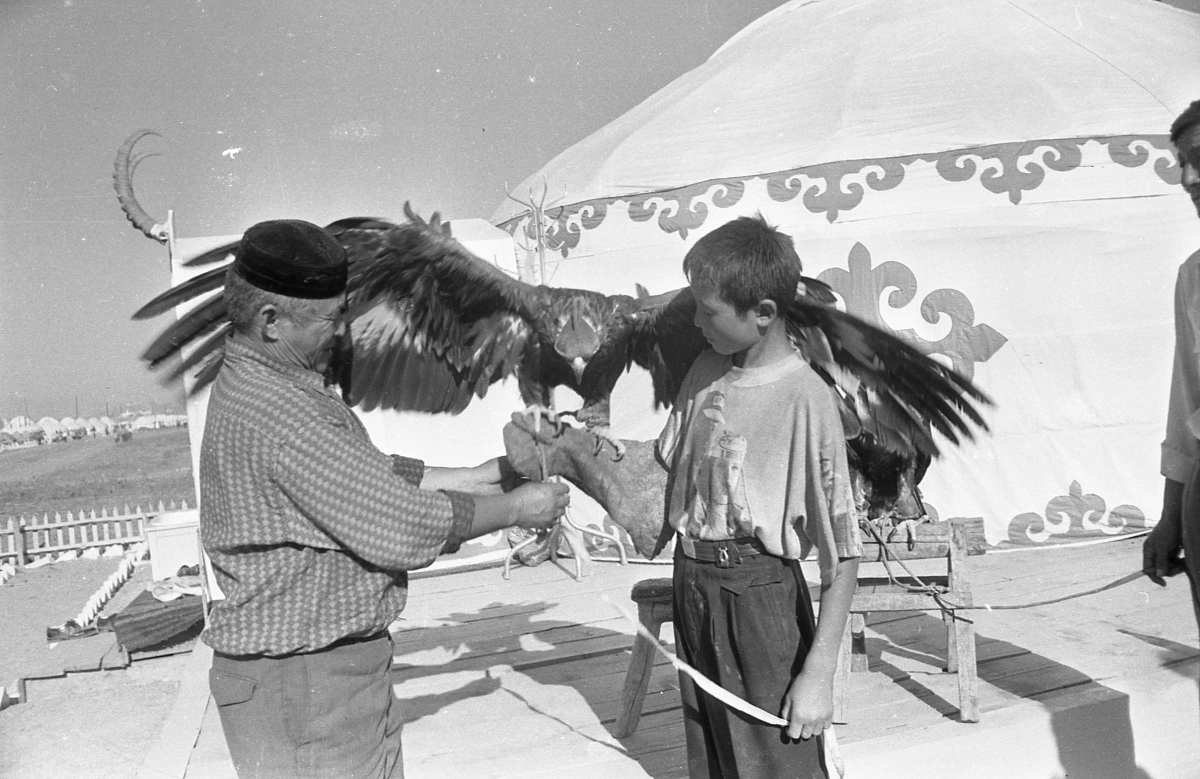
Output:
[233, 219, 347, 299]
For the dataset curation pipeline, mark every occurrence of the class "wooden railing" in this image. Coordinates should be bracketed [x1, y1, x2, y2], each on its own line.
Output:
[0, 500, 191, 571]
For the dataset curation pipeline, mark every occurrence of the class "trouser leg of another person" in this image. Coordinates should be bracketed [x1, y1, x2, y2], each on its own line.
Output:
[210, 633, 404, 779]
[1183, 470, 1200, 630]
[1182, 470, 1200, 716]
[673, 547, 827, 779]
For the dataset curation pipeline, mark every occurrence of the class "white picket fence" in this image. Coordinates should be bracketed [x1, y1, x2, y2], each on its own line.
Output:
[0, 500, 191, 571]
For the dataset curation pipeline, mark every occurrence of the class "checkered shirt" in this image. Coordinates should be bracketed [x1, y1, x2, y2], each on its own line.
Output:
[200, 337, 474, 656]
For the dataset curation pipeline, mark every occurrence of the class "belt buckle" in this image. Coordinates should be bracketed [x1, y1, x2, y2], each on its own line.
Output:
[716, 541, 740, 568]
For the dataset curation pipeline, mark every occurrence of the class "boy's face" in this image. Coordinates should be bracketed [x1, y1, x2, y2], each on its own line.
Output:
[691, 286, 762, 356]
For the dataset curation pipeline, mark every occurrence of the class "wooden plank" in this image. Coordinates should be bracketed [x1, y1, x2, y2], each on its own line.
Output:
[136, 642, 214, 779]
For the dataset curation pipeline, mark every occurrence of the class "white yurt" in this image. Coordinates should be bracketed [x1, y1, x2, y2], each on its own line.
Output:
[492, 0, 1200, 546]
[37, 417, 67, 442]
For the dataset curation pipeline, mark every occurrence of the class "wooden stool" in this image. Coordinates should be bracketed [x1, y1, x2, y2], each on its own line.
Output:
[613, 577, 674, 738]
[833, 516, 985, 724]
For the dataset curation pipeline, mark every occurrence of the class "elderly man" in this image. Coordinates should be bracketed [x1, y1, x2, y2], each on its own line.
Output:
[200, 219, 569, 779]
[1145, 100, 1200, 632]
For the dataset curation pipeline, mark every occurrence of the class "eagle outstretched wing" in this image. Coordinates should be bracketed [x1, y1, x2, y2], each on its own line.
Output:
[627, 281, 992, 460]
[337, 207, 543, 412]
[133, 205, 546, 414]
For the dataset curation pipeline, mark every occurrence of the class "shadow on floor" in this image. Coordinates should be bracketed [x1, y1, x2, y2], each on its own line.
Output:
[389, 600, 686, 779]
[867, 613, 1155, 779]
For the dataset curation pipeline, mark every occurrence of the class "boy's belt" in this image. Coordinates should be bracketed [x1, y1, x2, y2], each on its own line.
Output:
[678, 536, 765, 567]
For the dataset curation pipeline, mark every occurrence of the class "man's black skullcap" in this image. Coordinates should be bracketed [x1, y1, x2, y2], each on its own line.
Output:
[233, 219, 348, 299]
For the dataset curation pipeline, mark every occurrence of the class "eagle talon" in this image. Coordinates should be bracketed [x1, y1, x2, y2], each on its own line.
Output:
[522, 404, 564, 439]
[586, 425, 625, 461]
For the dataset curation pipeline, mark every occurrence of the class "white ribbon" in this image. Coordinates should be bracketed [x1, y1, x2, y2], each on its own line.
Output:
[604, 595, 845, 777]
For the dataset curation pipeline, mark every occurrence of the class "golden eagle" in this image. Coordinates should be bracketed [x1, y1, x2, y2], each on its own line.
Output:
[118, 131, 991, 557]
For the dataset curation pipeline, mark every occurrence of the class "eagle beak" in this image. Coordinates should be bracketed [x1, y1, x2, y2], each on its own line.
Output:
[571, 357, 587, 383]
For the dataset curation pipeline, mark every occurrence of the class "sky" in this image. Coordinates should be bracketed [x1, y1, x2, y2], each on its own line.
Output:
[0, 0, 792, 422]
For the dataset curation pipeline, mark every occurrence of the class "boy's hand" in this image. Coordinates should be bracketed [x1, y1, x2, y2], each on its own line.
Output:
[780, 671, 834, 741]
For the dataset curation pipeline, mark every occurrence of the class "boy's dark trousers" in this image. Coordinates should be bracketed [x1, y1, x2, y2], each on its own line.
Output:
[673, 540, 828, 779]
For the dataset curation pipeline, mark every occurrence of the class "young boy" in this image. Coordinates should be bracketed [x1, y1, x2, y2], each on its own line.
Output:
[504, 213, 861, 778]
[660, 214, 861, 778]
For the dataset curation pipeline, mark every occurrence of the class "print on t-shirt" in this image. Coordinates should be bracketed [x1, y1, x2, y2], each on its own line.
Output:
[687, 391, 753, 538]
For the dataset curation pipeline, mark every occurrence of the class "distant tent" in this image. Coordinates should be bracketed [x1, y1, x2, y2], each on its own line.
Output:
[493, 0, 1200, 545]
[37, 417, 67, 442]
[132, 415, 158, 431]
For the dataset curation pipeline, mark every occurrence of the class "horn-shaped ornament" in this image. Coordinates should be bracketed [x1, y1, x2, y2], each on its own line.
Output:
[113, 129, 168, 244]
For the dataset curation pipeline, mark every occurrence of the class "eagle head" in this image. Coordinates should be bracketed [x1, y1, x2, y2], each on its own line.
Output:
[552, 310, 601, 383]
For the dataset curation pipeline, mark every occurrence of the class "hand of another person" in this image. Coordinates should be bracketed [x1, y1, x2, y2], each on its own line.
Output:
[780, 671, 833, 741]
[509, 481, 570, 529]
[1143, 516, 1186, 586]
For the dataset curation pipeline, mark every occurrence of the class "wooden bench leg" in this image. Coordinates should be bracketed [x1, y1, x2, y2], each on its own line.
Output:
[953, 614, 979, 722]
[849, 612, 868, 672]
[833, 617, 851, 724]
[614, 603, 665, 738]
[944, 609, 958, 673]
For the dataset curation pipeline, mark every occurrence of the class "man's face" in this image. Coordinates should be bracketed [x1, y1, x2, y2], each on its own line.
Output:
[691, 285, 761, 356]
[277, 295, 348, 373]
[1177, 124, 1200, 219]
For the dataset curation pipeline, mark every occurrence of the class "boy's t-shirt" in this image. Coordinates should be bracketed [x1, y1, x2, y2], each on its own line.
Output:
[658, 348, 861, 585]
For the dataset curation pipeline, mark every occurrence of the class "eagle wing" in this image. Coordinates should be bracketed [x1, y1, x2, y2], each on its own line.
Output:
[626, 281, 991, 457]
[627, 286, 709, 408]
[133, 205, 548, 415]
[337, 205, 544, 413]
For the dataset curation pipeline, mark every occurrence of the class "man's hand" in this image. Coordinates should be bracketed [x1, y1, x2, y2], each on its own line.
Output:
[509, 481, 570, 529]
[467, 477, 569, 538]
[780, 671, 834, 741]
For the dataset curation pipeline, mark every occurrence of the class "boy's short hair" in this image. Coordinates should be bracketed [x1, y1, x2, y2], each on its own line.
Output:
[682, 213, 801, 314]
[1171, 99, 1200, 146]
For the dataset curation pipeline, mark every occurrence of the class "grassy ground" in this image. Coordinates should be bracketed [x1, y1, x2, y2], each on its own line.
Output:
[0, 428, 196, 519]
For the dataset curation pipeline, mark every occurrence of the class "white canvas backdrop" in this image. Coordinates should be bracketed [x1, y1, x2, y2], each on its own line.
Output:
[491, 0, 1200, 545]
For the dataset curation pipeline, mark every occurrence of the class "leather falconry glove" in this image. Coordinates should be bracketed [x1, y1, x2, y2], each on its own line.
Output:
[502, 414, 672, 559]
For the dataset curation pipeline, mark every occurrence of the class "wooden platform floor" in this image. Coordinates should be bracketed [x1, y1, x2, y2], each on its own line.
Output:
[180, 536, 1199, 779]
